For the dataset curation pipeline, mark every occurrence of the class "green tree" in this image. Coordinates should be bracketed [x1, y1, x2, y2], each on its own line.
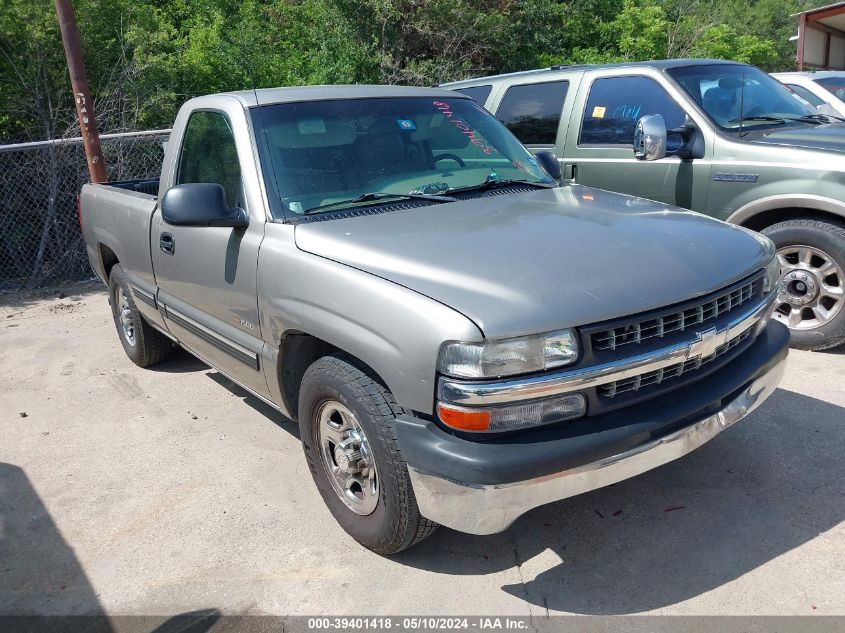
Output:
[613, 0, 669, 60]
[691, 23, 780, 67]
[0, 0, 838, 142]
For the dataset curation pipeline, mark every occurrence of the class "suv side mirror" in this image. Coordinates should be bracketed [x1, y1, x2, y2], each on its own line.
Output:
[534, 150, 562, 180]
[634, 114, 667, 161]
[161, 183, 248, 229]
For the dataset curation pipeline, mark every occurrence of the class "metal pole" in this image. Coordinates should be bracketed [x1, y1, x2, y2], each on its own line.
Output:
[798, 13, 807, 71]
[54, 0, 108, 183]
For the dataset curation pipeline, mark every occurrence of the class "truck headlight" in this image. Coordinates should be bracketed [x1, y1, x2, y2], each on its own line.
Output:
[438, 329, 579, 379]
[763, 255, 781, 294]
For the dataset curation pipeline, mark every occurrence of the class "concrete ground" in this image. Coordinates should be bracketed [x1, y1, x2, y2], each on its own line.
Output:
[1, 282, 844, 617]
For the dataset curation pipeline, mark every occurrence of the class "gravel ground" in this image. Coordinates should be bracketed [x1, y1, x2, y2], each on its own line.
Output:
[1, 282, 844, 617]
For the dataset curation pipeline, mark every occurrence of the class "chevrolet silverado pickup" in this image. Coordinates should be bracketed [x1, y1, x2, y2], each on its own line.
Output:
[80, 85, 788, 554]
[444, 59, 845, 351]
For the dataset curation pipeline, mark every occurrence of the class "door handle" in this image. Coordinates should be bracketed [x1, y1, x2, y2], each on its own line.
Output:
[159, 232, 175, 255]
[563, 164, 577, 181]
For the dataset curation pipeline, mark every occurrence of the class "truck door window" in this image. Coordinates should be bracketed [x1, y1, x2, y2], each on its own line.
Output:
[786, 83, 825, 107]
[579, 76, 686, 147]
[176, 111, 242, 209]
[454, 85, 493, 105]
[495, 81, 569, 145]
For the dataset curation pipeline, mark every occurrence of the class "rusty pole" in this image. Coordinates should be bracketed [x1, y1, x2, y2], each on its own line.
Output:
[54, 0, 108, 183]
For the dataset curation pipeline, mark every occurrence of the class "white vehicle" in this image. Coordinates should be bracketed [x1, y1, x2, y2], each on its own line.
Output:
[772, 71, 845, 118]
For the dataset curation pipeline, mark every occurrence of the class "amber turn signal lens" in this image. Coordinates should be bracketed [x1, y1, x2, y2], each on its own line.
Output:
[437, 403, 491, 431]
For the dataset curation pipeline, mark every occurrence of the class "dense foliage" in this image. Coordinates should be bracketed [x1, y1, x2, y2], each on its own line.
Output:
[0, 0, 828, 143]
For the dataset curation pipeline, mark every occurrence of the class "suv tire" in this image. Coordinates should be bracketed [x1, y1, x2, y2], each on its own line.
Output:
[762, 218, 845, 351]
[299, 353, 438, 555]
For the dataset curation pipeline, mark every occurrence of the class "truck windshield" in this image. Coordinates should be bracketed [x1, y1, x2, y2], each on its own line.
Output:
[816, 76, 845, 103]
[667, 64, 818, 133]
[251, 97, 553, 217]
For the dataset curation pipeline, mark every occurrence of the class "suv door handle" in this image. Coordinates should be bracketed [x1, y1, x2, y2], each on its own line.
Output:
[160, 232, 175, 255]
[563, 164, 577, 181]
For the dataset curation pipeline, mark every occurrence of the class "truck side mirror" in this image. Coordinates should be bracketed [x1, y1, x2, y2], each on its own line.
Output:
[534, 150, 562, 180]
[161, 183, 248, 229]
[633, 114, 667, 161]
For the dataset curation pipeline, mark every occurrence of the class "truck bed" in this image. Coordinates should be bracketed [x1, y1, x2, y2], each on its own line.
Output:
[106, 178, 161, 197]
[80, 180, 160, 290]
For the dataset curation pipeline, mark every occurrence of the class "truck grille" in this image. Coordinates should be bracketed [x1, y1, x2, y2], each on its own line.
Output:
[591, 276, 761, 353]
[598, 325, 754, 398]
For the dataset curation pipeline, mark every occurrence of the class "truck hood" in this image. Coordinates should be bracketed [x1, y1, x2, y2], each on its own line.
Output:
[751, 122, 845, 153]
[294, 186, 772, 338]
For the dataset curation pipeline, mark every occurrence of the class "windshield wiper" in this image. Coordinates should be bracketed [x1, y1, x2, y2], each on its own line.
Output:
[795, 113, 845, 124]
[729, 115, 788, 125]
[303, 191, 455, 215]
[728, 114, 822, 136]
[730, 114, 832, 128]
[447, 179, 557, 195]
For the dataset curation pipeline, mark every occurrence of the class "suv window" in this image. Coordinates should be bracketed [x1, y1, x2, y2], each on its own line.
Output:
[495, 81, 569, 145]
[177, 111, 242, 208]
[454, 85, 492, 105]
[580, 76, 686, 146]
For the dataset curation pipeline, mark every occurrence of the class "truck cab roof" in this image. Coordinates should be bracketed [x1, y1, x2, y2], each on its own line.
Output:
[202, 85, 465, 108]
[440, 58, 743, 89]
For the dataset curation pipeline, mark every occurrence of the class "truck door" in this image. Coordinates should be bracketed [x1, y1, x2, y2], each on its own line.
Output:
[562, 72, 710, 211]
[152, 108, 270, 398]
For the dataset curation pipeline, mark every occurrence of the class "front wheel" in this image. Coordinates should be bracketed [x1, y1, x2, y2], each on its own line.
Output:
[298, 354, 437, 554]
[762, 218, 845, 350]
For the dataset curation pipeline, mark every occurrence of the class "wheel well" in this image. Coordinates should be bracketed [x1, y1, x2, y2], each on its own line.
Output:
[739, 208, 845, 232]
[278, 332, 338, 420]
[98, 244, 119, 281]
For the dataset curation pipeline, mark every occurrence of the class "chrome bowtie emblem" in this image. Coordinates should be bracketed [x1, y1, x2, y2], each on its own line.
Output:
[687, 326, 729, 360]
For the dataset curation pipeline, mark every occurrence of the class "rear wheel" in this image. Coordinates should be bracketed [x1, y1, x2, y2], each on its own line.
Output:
[762, 218, 845, 350]
[298, 354, 437, 555]
[109, 265, 173, 366]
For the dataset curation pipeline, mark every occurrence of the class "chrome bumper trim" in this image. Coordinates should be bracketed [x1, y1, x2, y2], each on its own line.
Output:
[438, 294, 776, 407]
[411, 355, 786, 535]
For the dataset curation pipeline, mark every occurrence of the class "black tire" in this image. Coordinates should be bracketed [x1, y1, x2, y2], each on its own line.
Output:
[761, 218, 845, 351]
[298, 354, 438, 555]
[108, 265, 173, 367]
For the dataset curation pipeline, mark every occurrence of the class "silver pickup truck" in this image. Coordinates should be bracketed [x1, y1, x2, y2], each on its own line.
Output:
[81, 85, 789, 554]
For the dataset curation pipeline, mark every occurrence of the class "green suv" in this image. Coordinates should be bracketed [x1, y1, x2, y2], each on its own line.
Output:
[443, 59, 845, 350]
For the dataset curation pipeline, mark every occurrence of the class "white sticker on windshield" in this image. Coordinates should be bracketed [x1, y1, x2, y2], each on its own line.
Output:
[298, 118, 327, 135]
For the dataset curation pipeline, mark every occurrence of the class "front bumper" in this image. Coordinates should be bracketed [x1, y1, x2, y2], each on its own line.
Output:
[398, 322, 789, 535]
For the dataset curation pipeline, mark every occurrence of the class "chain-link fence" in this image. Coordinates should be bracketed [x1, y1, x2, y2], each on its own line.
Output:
[0, 130, 170, 292]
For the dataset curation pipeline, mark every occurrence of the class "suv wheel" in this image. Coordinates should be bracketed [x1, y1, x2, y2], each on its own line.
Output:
[762, 218, 845, 350]
[298, 354, 438, 554]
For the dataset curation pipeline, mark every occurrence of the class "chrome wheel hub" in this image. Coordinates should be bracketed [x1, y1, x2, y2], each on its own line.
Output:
[117, 287, 136, 347]
[774, 245, 844, 330]
[781, 269, 818, 306]
[317, 401, 378, 515]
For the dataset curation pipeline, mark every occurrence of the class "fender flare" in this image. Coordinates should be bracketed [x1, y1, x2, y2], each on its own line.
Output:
[727, 194, 845, 226]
